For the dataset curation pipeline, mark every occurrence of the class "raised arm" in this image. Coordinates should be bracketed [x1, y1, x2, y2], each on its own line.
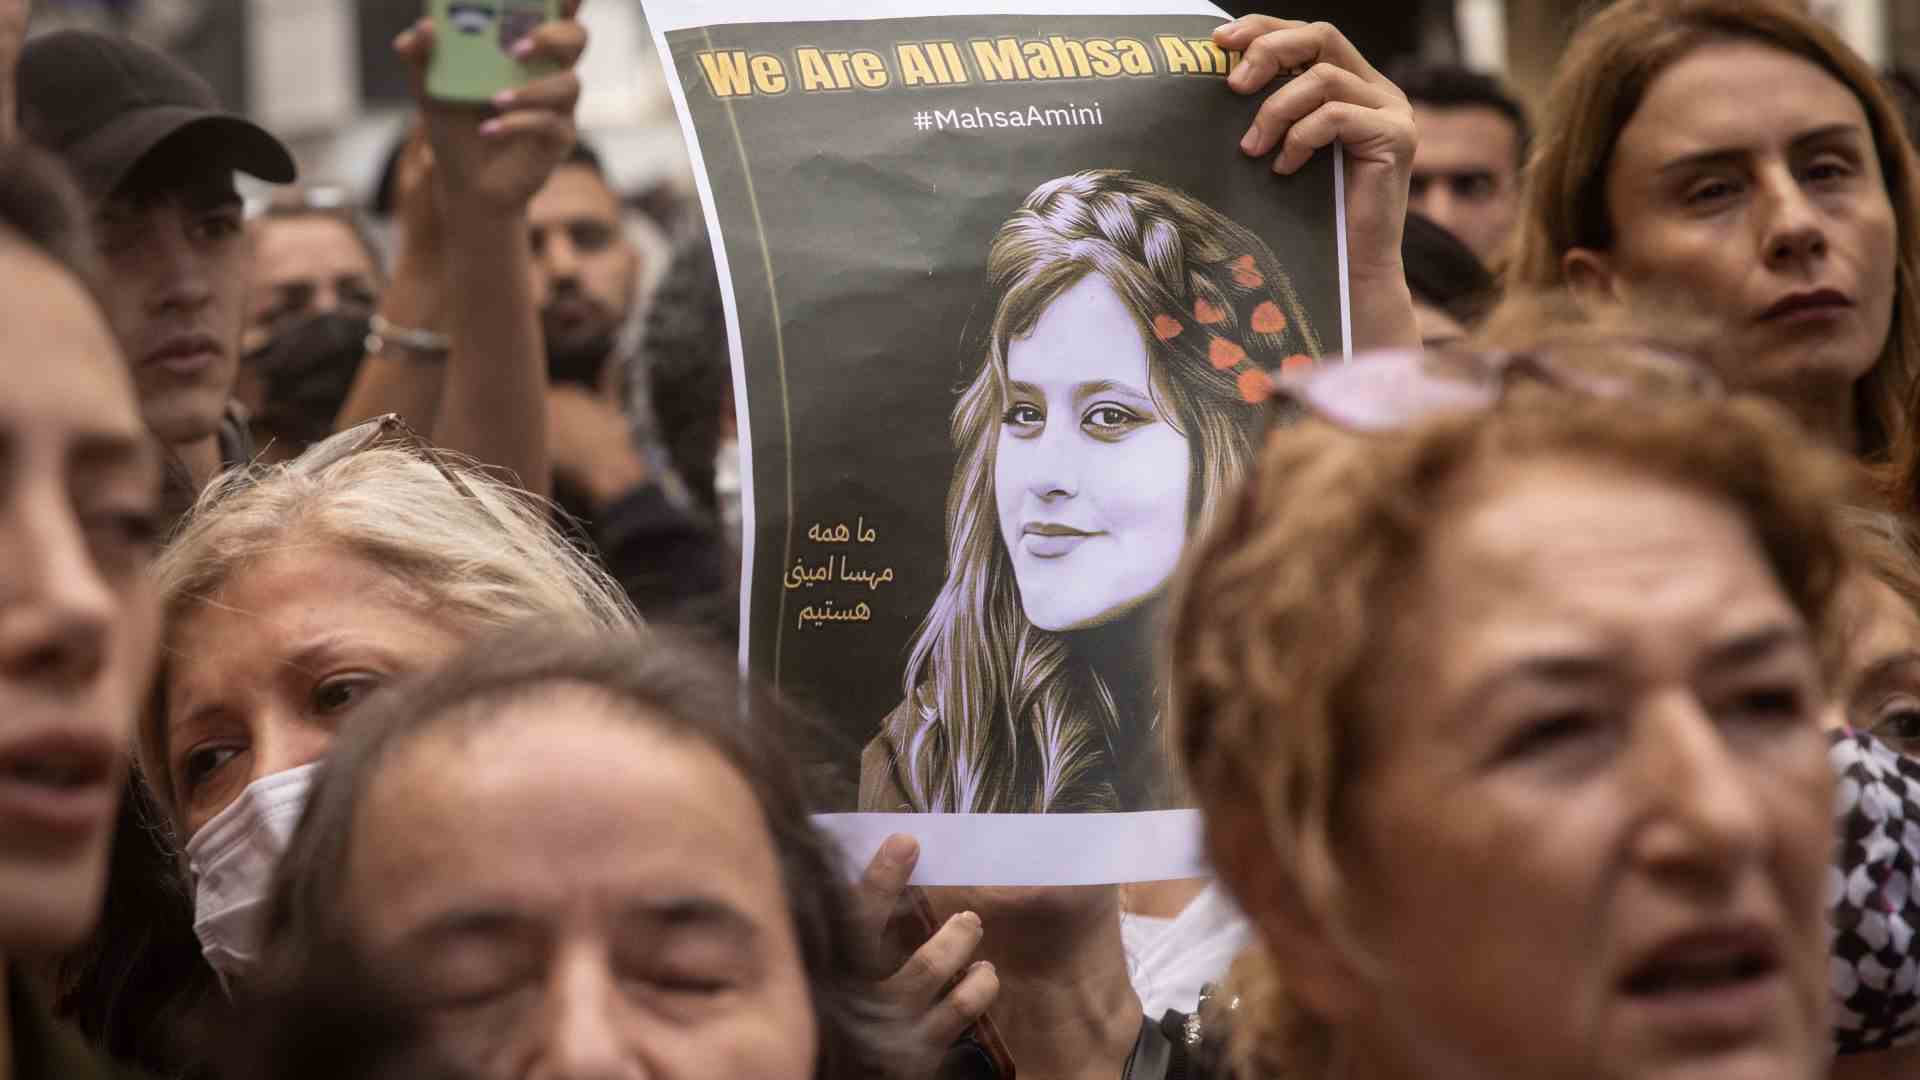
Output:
[382, 4, 589, 498]
[336, 131, 451, 435]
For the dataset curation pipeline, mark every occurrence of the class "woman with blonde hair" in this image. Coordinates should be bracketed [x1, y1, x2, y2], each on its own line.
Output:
[53, 420, 643, 1076]
[1506, 0, 1920, 484]
[860, 169, 1322, 815]
[1172, 348, 1854, 1079]
[149, 421, 638, 980]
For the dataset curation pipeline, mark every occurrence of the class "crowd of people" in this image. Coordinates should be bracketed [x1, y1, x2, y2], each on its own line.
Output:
[5, 0, 1920, 1077]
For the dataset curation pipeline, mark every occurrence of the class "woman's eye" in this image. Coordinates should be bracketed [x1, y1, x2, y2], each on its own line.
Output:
[624, 963, 733, 998]
[1082, 404, 1145, 434]
[428, 975, 535, 1015]
[1804, 156, 1855, 184]
[1684, 179, 1738, 207]
[1724, 685, 1805, 725]
[181, 744, 243, 794]
[1869, 696, 1920, 747]
[1000, 403, 1044, 431]
[655, 975, 730, 996]
[1497, 710, 1600, 763]
[312, 674, 380, 716]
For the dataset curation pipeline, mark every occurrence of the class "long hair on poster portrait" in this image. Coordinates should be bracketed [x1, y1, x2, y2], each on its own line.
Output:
[861, 169, 1323, 814]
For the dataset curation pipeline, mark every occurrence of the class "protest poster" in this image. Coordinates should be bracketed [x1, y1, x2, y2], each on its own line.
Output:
[642, 0, 1350, 885]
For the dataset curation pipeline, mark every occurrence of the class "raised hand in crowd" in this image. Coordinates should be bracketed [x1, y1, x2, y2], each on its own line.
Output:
[1216, 16, 1420, 351]
[340, 0, 589, 499]
[854, 835, 1001, 1075]
[403, 9, 585, 213]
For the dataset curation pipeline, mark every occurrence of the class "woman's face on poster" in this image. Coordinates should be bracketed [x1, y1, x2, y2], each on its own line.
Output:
[994, 274, 1192, 632]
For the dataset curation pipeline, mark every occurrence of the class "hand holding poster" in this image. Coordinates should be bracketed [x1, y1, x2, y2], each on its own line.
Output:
[643, 0, 1351, 885]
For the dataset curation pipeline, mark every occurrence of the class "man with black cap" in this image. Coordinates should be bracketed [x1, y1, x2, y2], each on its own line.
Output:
[18, 29, 296, 489]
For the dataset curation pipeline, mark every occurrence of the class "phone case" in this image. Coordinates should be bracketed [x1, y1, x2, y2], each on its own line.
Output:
[425, 0, 560, 104]
[884, 888, 1017, 1079]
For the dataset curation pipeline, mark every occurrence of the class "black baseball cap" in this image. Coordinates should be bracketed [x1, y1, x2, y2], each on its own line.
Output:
[18, 30, 297, 199]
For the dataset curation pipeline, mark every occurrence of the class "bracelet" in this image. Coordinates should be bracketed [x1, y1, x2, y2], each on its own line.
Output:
[366, 313, 451, 357]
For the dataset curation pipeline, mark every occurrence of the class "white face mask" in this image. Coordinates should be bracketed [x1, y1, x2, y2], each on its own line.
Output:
[183, 762, 322, 990]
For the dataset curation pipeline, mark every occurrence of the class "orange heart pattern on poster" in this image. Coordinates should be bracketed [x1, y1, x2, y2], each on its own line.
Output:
[1232, 255, 1264, 288]
[1282, 353, 1315, 374]
[1251, 301, 1287, 335]
[1209, 338, 1248, 370]
[1238, 369, 1273, 403]
[1153, 314, 1183, 342]
[1194, 297, 1227, 324]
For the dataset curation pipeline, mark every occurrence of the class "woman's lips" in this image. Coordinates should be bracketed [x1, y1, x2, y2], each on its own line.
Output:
[0, 729, 118, 847]
[1757, 288, 1851, 324]
[1616, 924, 1791, 1048]
[1022, 524, 1100, 559]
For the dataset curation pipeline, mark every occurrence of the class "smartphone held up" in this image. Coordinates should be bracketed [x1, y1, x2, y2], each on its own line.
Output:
[883, 887, 1017, 1080]
[426, 0, 559, 103]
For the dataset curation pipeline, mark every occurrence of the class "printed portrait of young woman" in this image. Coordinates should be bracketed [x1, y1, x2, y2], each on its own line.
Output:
[860, 169, 1323, 814]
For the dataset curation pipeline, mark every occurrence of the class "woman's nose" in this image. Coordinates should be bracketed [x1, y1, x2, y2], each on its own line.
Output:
[1758, 171, 1829, 271]
[530, 952, 643, 1080]
[1023, 424, 1081, 501]
[254, 715, 335, 783]
[1627, 692, 1769, 890]
[0, 485, 114, 693]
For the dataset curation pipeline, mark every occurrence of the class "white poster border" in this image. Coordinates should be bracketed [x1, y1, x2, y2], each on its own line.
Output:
[817, 810, 1209, 885]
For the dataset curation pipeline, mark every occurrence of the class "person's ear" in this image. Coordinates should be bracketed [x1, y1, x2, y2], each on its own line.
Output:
[1207, 791, 1369, 1022]
[1562, 246, 1621, 303]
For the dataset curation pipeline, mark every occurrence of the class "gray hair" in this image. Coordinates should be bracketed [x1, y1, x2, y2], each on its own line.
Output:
[139, 447, 640, 824]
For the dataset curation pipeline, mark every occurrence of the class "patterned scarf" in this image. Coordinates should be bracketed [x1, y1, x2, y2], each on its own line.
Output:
[1830, 729, 1920, 1053]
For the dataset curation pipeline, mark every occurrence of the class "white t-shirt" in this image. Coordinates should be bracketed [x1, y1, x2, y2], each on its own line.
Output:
[1121, 883, 1251, 1019]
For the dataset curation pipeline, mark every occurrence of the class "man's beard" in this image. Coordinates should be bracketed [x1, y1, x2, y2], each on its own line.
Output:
[543, 320, 618, 389]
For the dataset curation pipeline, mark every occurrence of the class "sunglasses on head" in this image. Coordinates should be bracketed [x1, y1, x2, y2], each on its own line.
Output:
[1261, 342, 1723, 433]
[290, 414, 474, 495]
[192, 413, 479, 527]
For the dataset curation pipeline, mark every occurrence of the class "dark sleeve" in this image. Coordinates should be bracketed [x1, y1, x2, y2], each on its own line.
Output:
[588, 483, 736, 640]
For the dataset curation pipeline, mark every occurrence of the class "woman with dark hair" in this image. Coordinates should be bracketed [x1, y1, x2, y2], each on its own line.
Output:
[862, 169, 1322, 815]
[0, 144, 168, 1079]
[254, 626, 903, 1080]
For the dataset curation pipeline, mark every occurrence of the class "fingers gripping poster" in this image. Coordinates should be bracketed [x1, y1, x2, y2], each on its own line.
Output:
[644, 0, 1349, 885]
